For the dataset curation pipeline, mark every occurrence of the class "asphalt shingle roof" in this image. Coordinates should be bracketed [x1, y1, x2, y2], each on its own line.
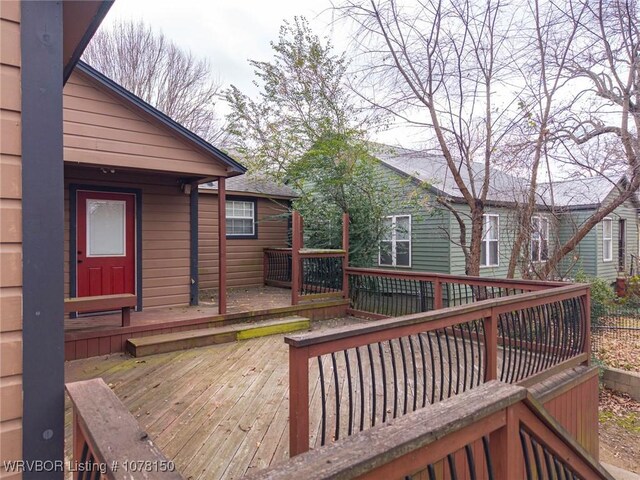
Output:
[200, 174, 298, 199]
[377, 146, 632, 209]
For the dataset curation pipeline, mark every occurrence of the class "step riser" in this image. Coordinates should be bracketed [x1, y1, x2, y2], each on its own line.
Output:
[127, 319, 310, 357]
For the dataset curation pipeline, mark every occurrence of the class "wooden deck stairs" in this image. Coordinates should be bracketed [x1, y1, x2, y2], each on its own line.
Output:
[126, 315, 311, 357]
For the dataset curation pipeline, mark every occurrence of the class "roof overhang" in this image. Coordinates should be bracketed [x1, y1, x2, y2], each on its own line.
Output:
[74, 61, 247, 177]
[63, 1, 114, 84]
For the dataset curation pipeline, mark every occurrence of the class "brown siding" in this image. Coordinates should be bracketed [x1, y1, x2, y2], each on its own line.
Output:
[63, 71, 229, 177]
[64, 167, 191, 309]
[0, 1, 22, 477]
[199, 192, 290, 290]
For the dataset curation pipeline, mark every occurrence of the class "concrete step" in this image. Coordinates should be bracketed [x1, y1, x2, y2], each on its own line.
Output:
[126, 316, 310, 357]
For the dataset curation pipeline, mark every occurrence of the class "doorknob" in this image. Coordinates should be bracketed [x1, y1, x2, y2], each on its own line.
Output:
[77, 251, 83, 254]
[78, 260, 83, 264]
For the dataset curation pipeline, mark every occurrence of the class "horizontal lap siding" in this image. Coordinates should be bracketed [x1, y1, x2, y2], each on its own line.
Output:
[373, 164, 451, 273]
[64, 167, 191, 309]
[199, 192, 290, 290]
[557, 210, 596, 279]
[596, 197, 638, 282]
[0, 2, 22, 475]
[63, 71, 228, 177]
[449, 204, 519, 278]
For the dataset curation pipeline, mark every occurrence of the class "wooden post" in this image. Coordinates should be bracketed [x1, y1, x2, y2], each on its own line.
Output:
[218, 177, 227, 314]
[485, 310, 498, 381]
[72, 408, 85, 480]
[342, 213, 349, 300]
[584, 290, 591, 365]
[289, 345, 310, 456]
[490, 405, 523, 479]
[434, 277, 443, 310]
[263, 249, 269, 286]
[291, 211, 301, 305]
[121, 306, 131, 327]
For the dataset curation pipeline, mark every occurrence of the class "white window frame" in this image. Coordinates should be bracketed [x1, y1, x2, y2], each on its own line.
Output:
[602, 217, 613, 262]
[530, 215, 549, 263]
[226, 199, 256, 237]
[480, 214, 500, 268]
[379, 215, 412, 267]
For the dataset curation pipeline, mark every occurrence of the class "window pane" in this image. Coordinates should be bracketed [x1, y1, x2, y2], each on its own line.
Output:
[87, 199, 125, 256]
[382, 218, 393, 241]
[531, 239, 539, 262]
[603, 219, 612, 239]
[396, 216, 410, 240]
[396, 241, 410, 266]
[488, 216, 499, 240]
[481, 241, 487, 266]
[489, 240, 499, 265]
[380, 241, 393, 265]
[541, 238, 548, 261]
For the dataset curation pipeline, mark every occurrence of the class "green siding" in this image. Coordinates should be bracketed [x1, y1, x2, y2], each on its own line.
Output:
[374, 163, 638, 280]
[595, 196, 639, 282]
[556, 210, 597, 279]
[448, 204, 520, 278]
[372, 164, 451, 274]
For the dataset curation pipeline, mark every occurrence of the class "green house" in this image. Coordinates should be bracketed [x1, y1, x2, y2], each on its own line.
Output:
[374, 148, 639, 283]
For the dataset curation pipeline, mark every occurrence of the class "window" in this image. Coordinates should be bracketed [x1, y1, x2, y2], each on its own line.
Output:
[226, 199, 257, 238]
[603, 218, 612, 262]
[531, 216, 549, 262]
[379, 215, 411, 267]
[480, 214, 499, 267]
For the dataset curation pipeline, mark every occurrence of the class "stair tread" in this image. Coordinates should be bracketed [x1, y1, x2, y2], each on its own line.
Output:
[127, 316, 310, 347]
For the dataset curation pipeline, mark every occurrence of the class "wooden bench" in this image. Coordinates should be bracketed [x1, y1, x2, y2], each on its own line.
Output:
[64, 294, 137, 327]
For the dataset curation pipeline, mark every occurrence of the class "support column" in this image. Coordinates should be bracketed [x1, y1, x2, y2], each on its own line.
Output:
[21, 2, 65, 475]
[342, 213, 349, 299]
[189, 183, 199, 306]
[218, 177, 227, 314]
[291, 211, 302, 305]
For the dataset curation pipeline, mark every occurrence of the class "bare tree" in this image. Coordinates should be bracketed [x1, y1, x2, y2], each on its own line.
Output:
[83, 20, 226, 143]
[339, 0, 639, 278]
[338, 0, 528, 275]
[537, 0, 640, 278]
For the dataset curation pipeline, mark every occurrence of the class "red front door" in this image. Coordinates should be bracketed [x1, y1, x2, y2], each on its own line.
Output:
[77, 191, 136, 297]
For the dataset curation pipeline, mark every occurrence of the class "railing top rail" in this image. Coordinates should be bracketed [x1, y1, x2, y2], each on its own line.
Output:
[66, 378, 182, 480]
[247, 381, 612, 480]
[245, 381, 523, 480]
[286, 283, 589, 349]
[346, 266, 567, 289]
[264, 247, 346, 255]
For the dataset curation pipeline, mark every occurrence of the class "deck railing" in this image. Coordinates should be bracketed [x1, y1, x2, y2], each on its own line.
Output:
[263, 248, 347, 303]
[66, 378, 182, 480]
[286, 280, 590, 456]
[347, 267, 565, 318]
[246, 381, 612, 480]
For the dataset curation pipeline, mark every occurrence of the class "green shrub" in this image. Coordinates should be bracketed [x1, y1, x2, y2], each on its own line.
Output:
[574, 271, 616, 324]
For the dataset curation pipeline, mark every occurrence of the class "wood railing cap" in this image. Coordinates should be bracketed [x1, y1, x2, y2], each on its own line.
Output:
[244, 381, 526, 480]
[346, 267, 570, 288]
[66, 378, 182, 480]
[285, 283, 589, 348]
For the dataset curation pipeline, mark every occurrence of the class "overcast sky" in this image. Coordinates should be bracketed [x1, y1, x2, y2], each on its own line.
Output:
[99, 0, 416, 146]
[103, 1, 338, 96]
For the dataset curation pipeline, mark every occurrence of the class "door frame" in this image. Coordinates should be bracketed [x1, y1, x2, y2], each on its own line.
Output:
[69, 184, 143, 311]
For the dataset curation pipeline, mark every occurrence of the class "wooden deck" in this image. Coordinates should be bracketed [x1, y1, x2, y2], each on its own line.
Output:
[64, 318, 366, 480]
[65, 286, 293, 332]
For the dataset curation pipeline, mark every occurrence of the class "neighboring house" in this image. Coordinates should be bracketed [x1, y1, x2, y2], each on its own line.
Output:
[373, 147, 639, 283]
[538, 177, 640, 281]
[199, 175, 297, 291]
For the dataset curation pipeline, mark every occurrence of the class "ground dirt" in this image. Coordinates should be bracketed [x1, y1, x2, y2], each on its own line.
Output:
[599, 388, 640, 474]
